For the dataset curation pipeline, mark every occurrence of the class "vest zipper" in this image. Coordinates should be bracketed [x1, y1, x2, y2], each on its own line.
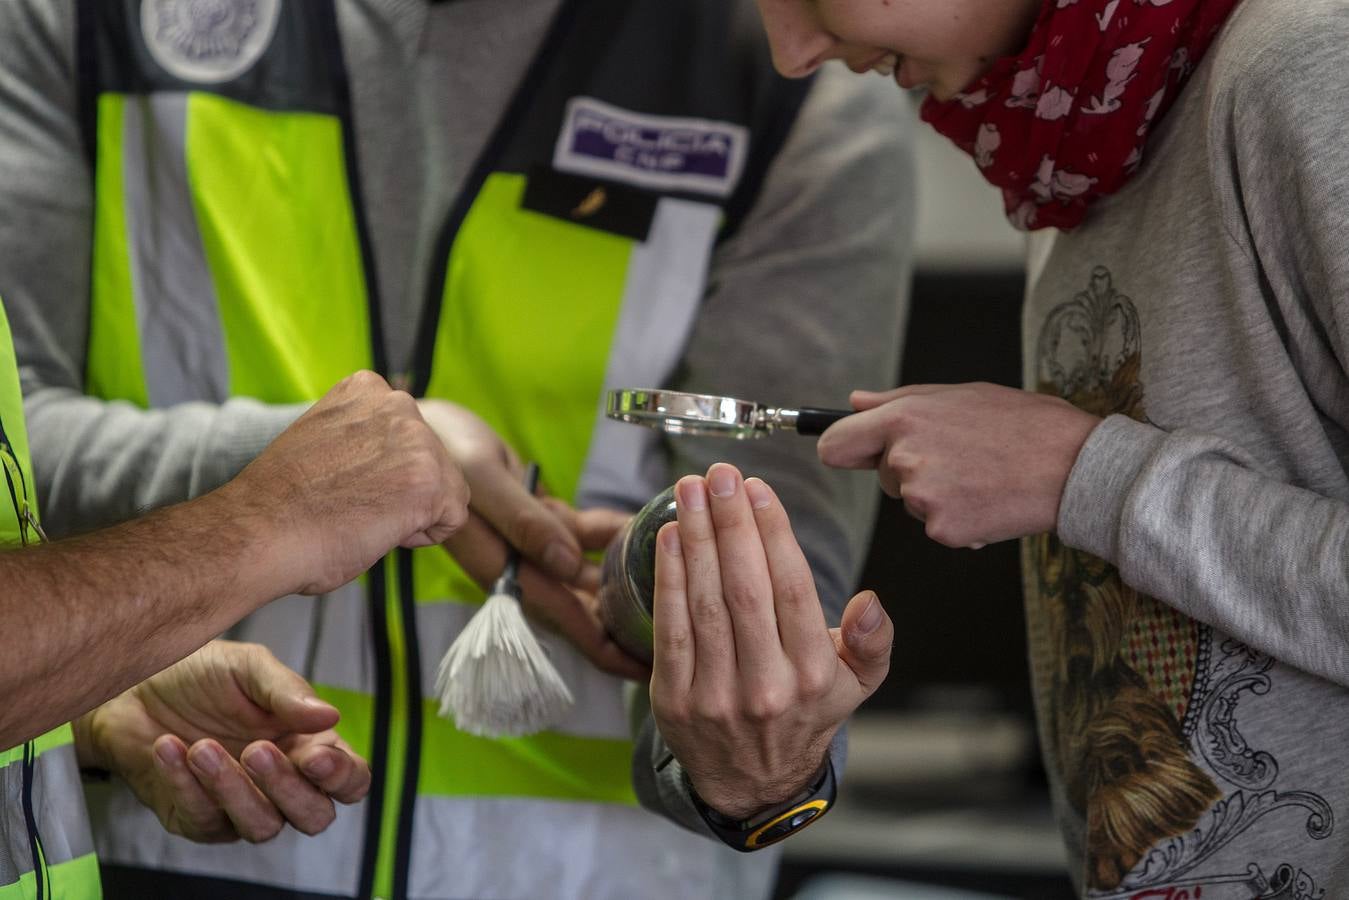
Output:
[0, 414, 29, 533]
[21, 741, 51, 900]
[316, 5, 405, 896]
[390, 550, 423, 900]
[363, 5, 587, 894]
[5, 413, 50, 900]
[343, 0, 583, 893]
[357, 557, 394, 900]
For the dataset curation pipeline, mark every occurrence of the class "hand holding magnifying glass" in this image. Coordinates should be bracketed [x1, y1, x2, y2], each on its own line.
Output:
[605, 388, 851, 439]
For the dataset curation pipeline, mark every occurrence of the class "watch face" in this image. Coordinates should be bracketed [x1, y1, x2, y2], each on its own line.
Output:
[695, 760, 837, 852]
[747, 800, 830, 850]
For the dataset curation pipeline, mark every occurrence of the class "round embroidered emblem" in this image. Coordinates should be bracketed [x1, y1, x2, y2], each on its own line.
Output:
[141, 0, 280, 84]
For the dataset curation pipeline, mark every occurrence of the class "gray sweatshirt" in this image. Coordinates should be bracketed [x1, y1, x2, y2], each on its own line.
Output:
[0, 0, 915, 896]
[1022, 0, 1349, 895]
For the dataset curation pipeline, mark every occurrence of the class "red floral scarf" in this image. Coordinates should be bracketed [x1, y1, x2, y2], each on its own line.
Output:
[921, 0, 1242, 231]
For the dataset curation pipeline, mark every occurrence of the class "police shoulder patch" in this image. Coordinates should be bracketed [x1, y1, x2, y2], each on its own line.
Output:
[553, 97, 749, 199]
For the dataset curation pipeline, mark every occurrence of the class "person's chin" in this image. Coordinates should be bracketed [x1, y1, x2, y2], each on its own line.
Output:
[895, 60, 942, 97]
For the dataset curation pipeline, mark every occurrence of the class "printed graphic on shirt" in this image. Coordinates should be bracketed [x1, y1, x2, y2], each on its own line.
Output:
[142, 0, 280, 84]
[1030, 267, 1333, 899]
[553, 97, 748, 198]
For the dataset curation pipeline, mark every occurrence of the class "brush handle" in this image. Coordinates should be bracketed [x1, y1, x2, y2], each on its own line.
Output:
[492, 462, 539, 595]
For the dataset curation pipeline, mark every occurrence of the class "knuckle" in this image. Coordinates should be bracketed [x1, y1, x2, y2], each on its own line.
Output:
[347, 369, 385, 392]
[924, 517, 959, 548]
[722, 581, 763, 616]
[387, 395, 418, 425]
[691, 694, 734, 726]
[658, 623, 693, 656]
[510, 507, 558, 554]
[243, 817, 285, 844]
[882, 401, 912, 428]
[744, 686, 788, 723]
[779, 571, 818, 608]
[651, 686, 690, 724]
[687, 611, 730, 649]
[885, 445, 915, 476]
[390, 407, 428, 442]
[797, 664, 833, 700]
[296, 804, 336, 837]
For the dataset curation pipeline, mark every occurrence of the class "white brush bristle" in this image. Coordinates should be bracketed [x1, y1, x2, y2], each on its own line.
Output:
[434, 591, 574, 737]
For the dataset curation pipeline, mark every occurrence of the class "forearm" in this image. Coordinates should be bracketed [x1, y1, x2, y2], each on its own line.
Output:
[1060, 415, 1349, 684]
[0, 484, 292, 749]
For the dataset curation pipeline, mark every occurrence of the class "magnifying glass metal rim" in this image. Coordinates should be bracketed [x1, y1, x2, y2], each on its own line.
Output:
[606, 388, 763, 439]
[605, 388, 850, 439]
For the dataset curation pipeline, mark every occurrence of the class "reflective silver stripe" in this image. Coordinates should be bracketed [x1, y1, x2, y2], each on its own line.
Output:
[407, 794, 780, 900]
[122, 93, 231, 407]
[86, 778, 364, 895]
[1, 744, 95, 885]
[414, 601, 628, 740]
[271, 584, 632, 741]
[0, 757, 20, 887]
[221, 581, 371, 691]
[576, 198, 722, 512]
[90, 765, 780, 900]
[308, 581, 375, 693]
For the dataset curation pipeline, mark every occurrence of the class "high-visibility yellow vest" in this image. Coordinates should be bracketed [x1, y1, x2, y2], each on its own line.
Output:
[77, 2, 809, 897]
[0, 298, 102, 900]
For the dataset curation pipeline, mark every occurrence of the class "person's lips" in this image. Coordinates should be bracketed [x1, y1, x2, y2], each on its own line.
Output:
[848, 51, 899, 76]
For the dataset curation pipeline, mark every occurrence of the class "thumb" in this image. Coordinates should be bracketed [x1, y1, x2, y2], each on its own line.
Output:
[834, 591, 893, 695]
[236, 644, 340, 735]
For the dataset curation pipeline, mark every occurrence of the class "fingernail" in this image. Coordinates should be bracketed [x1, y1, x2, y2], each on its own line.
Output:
[659, 523, 682, 557]
[244, 746, 275, 775]
[678, 478, 707, 512]
[154, 741, 183, 767]
[304, 755, 335, 781]
[191, 744, 223, 776]
[744, 478, 773, 510]
[856, 593, 883, 635]
[543, 541, 579, 576]
[302, 696, 336, 714]
[708, 465, 738, 498]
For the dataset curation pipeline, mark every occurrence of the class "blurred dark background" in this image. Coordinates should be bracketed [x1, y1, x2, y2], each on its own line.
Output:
[860, 270, 1029, 713]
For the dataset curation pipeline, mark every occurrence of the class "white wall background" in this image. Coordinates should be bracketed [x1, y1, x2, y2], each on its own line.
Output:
[905, 94, 1026, 271]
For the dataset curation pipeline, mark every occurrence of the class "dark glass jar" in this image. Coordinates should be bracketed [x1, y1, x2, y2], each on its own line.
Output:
[597, 485, 677, 665]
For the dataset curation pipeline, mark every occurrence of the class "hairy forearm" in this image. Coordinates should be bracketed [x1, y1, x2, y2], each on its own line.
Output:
[0, 484, 291, 748]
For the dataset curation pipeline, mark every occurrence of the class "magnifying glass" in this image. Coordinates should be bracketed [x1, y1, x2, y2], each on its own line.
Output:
[605, 388, 851, 439]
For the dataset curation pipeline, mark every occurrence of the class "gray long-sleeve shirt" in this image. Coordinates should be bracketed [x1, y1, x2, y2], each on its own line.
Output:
[0, 0, 915, 892]
[1021, 0, 1349, 894]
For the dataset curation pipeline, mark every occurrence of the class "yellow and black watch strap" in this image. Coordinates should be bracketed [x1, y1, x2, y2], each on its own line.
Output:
[689, 758, 836, 852]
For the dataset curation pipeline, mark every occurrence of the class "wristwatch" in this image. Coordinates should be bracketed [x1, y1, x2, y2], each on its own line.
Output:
[688, 758, 836, 852]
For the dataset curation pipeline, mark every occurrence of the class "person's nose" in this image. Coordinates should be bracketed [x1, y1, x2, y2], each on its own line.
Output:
[755, 0, 837, 78]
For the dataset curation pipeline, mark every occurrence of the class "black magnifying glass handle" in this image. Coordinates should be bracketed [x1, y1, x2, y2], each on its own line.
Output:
[793, 407, 852, 436]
